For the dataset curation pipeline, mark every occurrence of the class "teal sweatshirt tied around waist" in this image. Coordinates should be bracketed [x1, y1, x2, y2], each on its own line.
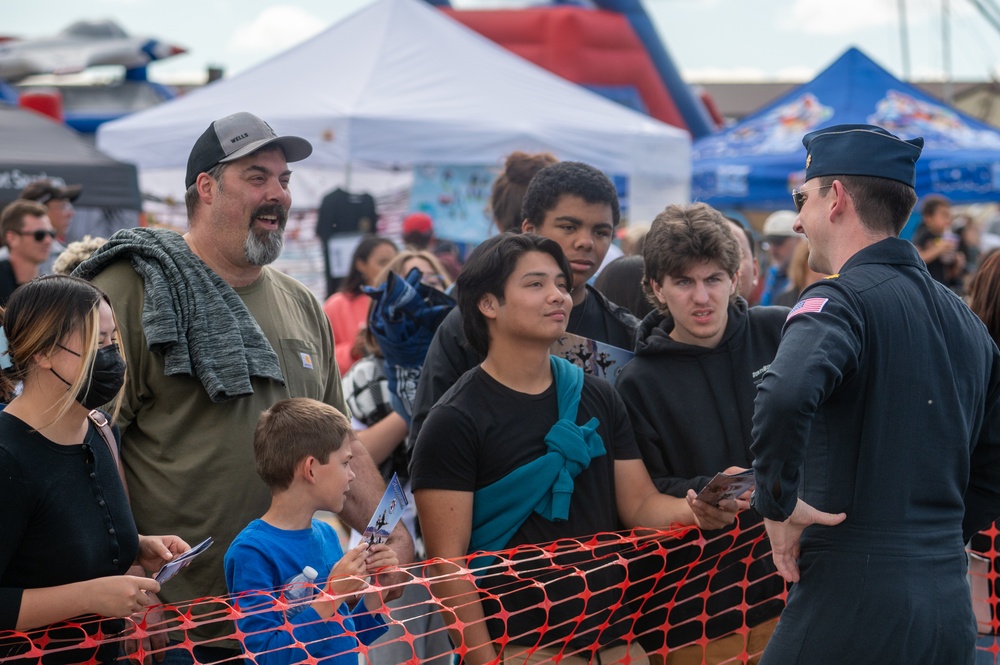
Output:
[469, 356, 606, 553]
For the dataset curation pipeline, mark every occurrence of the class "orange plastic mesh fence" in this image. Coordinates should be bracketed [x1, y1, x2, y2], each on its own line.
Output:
[3, 518, 999, 664]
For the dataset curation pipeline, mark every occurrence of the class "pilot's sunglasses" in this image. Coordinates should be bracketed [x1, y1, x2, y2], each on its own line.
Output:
[791, 184, 834, 212]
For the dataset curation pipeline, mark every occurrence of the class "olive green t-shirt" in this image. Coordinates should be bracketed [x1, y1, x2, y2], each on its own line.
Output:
[92, 259, 346, 641]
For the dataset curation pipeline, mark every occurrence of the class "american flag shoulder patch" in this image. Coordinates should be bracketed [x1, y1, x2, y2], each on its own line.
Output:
[787, 297, 829, 321]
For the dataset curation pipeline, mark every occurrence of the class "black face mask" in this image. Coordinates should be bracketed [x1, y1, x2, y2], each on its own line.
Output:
[52, 344, 126, 410]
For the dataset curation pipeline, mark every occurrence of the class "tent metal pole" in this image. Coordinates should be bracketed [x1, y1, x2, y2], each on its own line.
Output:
[967, 0, 1000, 41]
[899, 0, 911, 80]
[943, 0, 953, 103]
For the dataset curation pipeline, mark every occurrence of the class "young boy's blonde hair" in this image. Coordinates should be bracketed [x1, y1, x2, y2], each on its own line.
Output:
[254, 398, 353, 491]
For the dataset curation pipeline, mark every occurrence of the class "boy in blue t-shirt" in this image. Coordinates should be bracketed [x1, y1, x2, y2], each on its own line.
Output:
[225, 398, 398, 665]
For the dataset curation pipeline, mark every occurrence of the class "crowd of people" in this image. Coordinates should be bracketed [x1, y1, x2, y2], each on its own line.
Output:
[1, 113, 1000, 665]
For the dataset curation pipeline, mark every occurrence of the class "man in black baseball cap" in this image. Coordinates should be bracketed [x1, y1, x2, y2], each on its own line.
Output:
[750, 124, 1000, 664]
[179, 111, 313, 274]
[78, 112, 413, 664]
[184, 111, 312, 190]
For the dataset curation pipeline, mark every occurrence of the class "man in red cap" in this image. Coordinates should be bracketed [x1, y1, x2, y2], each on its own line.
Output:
[402, 211, 461, 280]
[402, 212, 434, 248]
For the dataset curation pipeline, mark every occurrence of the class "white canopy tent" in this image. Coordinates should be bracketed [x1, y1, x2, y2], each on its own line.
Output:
[97, 0, 690, 224]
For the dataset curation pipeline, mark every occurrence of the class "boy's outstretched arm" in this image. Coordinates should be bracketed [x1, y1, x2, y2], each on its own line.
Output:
[339, 438, 415, 601]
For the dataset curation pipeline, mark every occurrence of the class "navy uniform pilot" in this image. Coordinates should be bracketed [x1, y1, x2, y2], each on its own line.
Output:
[750, 124, 1000, 664]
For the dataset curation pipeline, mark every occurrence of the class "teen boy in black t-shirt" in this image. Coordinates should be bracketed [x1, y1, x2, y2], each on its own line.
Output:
[410, 233, 736, 665]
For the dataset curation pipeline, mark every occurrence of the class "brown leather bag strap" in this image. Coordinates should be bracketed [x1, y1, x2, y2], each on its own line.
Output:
[88, 409, 128, 499]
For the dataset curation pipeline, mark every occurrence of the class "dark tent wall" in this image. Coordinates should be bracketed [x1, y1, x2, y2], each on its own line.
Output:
[0, 103, 141, 240]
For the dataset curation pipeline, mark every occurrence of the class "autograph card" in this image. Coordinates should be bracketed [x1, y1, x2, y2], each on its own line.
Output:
[695, 470, 755, 508]
[154, 537, 214, 584]
[362, 473, 408, 546]
[550, 332, 634, 386]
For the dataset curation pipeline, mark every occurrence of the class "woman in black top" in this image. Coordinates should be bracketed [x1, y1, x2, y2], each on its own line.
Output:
[0, 275, 188, 663]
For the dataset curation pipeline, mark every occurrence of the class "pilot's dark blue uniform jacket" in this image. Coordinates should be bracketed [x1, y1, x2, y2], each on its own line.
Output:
[751, 237, 1000, 664]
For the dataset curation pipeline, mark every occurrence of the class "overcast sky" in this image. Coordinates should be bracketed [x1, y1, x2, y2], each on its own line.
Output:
[6, 0, 1000, 85]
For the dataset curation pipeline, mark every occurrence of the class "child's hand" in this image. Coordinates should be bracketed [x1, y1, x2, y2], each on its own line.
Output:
[326, 542, 369, 597]
[364, 543, 398, 575]
[362, 543, 400, 612]
[311, 542, 370, 620]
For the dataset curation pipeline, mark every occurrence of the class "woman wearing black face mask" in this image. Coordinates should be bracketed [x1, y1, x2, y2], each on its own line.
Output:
[0, 275, 189, 663]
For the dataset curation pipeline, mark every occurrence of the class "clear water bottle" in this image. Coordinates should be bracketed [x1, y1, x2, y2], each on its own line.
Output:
[284, 565, 319, 618]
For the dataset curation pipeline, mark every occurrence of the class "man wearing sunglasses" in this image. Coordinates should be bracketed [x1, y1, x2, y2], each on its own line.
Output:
[0, 199, 56, 305]
[749, 123, 1000, 664]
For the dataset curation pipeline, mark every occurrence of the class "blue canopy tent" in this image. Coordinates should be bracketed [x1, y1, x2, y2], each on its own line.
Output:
[692, 47, 1000, 211]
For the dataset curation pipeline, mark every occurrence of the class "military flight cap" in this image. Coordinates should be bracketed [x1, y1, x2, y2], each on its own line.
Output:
[802, 124, 923, 188]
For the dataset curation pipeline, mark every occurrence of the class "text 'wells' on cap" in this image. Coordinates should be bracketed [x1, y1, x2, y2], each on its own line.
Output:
[185, 112, 313, 188]
[802, 123, 923, 188]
